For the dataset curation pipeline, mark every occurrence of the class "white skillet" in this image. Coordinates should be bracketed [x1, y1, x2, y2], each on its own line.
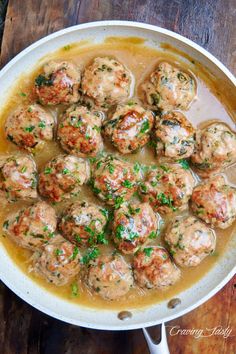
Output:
[0, 22, 235, 334]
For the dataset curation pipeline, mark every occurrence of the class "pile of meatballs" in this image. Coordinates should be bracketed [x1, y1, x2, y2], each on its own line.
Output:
[1, 56, 236, 302]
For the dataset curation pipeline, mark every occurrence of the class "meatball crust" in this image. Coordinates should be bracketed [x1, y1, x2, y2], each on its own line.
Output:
[3, 201, 57, 250]
[191, 123, 236, 177]
[113, 202, 160, 254]
[5, 104, 55, 151]
[33, 234, 81, 286]
[39, 154, 90, 202]
[155, 111, 195, 159]
[60, 201, 108, 246]
[87, 254, 134, 300]
[165, 216, 216, 267]
[191, 175, 236, 229]
[142, 61, 196, 111]
[35, 60, 81, 105]
[58, 105, 103, 157]
[139, 163, 195, 214]
[133, 246, 181, 289]
[91, 155, 141, 207]
[81, 57, 132, 109]
[0, 155, 37, 201]
[103, 102, 154, 154]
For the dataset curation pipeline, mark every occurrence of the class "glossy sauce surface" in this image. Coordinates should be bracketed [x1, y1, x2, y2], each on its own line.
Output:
[0, 38, 235, 310]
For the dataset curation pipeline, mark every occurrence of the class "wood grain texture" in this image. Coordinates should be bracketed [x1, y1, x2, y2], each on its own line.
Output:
[0, 1, 235, 353]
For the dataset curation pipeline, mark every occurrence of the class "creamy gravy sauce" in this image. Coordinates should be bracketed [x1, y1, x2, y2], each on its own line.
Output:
[0, 38, 235, 310]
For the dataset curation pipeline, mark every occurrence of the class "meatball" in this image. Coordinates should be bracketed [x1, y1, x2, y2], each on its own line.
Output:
[133, 246, 181, 289]
[35, 60, 81, 105]
[60, 201, 108, 246]
[58, 105, 103, 157]
[191, 175, 236, 229]
[33, 234, 81, 286]
[90, 155, 141, 207]
[3, 201, 57, 250]
[165, 215, 216, 267]
[142, 61, 196, 111]
[103, 102, 154, 154]
[139, 163, 195, 214]
[191, 123, 236, 177]
[0, 155, 37, 201]
[87, 254, 134, 300]
[155, 111, 195, 159]
[112, 202, 160, 254]
[5, 104, 55, 151]
[39, 154, 90, 202]
[81, 57, 132, 109]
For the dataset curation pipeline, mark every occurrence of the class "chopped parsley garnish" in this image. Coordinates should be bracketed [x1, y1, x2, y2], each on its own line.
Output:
[97, 232, 108, 245]
[55, 248, 63, 256]
[114, 196, 124, 209]
[157, 193, 177, 211]
[108, 164, 115, 174]
[140, 120, 150, 134]
[149, 231, 157, 239]
[144, 247, 153, 257]
[63, 44, 71, 51]
[178, 159, 190, 170]
[3, 220, 9, 229]
[38, 121, 46, 129]
[62, 168, 70, 175]
[115, 224, 125, 239]
[35, 74, 53, 87]
[21, 166, 27, 173]
[24, 125, 35, 133]
[44, 167, 52, 175]
[71, 282, 79, 297]
[71, 246, 79, 260]
[160, 165, 170, 172]
[19, 92, 27, 97]
[122, 180, 133, 189]
[140, 183, 148, 193]
[93, 125, 101, 132]
[81, 247, 100, 265]
[128, 204, 140, 215]
[133, 162, 141, 174]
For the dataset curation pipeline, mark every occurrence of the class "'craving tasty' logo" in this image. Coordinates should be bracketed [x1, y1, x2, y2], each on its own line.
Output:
[166, 325, 234, 339]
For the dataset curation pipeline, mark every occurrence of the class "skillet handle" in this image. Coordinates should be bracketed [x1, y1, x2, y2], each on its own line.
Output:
[142, 323, 170, 354]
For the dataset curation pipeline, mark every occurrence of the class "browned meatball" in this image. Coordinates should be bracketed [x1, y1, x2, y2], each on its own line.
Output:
[3, 201, 57, 250]
[139, 163, 195, 214]
[87, 254, 134, 300]
[60, 201, 108, 246]
[5, 104, 55, 151]
[39, 155, 90, 202]
[0, 155, 37, 201]
[112, 202, 160, 254]
[81, 57, 132, 109]
[191, 122, 236, 177]
[32, 234, 81, 286]
[133, 246, 181, 289]
[103, 102, 154, 154]
[155, 111, 195, 159]
[58, 105, 103, 157]
[142, 61, 196, 111]
[90, 155, 142, 207]
[165, 216, 216, 267]
[35, 60, 81, 105]
[191, 175, 236, 229]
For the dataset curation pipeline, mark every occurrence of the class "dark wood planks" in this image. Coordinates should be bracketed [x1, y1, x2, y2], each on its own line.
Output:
[0, 1, 235, 353]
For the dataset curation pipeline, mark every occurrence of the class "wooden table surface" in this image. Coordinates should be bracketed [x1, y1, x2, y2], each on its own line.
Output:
[0, 1, 235, 353]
